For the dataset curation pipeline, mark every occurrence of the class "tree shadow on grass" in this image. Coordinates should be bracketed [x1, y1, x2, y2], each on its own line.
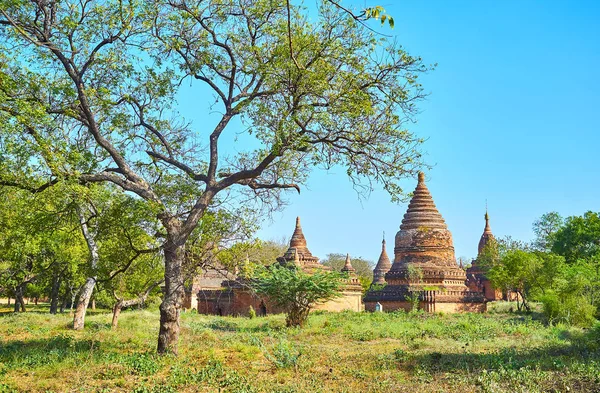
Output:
[403, 325, 600, 390]
[0, 334, 104, 368]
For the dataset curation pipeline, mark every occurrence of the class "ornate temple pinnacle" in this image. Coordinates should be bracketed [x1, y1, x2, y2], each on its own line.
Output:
[290, 216, 307, 248]
[478, 209, 495, 255]
[418, 171, 425, 183]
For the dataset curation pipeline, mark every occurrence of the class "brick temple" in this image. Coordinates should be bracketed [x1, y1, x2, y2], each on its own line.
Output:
[196, 217, 364, 316]
[194, 172, 501, 315]
[364, 172, 488, 312]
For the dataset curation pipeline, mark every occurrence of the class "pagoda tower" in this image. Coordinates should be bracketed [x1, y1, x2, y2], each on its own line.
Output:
[364, 172, 486, 312]
[372, 237, 391, 285]
[478, 210, 495, 255]
[467, 210, 502, 301]
[277, 217, 328, 272]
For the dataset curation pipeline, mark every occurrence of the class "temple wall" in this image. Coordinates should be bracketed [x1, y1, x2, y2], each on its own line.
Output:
[315, 290, 363, 312]
[198, 288, 363, 315]
[365, 300, 486, 313]
[197, 289, 283, 316]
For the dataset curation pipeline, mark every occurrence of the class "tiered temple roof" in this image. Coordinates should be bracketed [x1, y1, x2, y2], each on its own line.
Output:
[277, 217, 330, 272]
[365, 172, 485, 310]
[385, 172, 467, 290]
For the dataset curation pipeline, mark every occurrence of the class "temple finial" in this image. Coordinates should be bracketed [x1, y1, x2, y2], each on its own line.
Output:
[418, 171, 425, 183]
[296, 216, 301, 227]
[342, 253, 355, 273]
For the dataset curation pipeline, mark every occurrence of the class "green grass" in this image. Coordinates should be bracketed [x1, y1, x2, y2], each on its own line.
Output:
[0, 303, 598, 392]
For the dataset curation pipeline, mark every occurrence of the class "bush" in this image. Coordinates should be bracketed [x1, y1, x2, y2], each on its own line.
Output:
[540, 293, 597, 327]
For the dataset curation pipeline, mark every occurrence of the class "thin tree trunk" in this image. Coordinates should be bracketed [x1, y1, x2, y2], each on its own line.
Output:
[49, 273, 61, 314]
[73, 277, 96, 330]
[91, 299, 96, 310]
[70, 286, 77, 312]
[113, 280, 162, 329]
[112, 300, 123, 329]
[14, 286, 26, 313]
[73, 204, 99, 330]
[7, 297, 10, 305]
[157, 242, 185, 355]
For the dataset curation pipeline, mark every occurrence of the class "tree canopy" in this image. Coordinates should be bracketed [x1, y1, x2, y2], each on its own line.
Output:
[0, 0, 429, 353]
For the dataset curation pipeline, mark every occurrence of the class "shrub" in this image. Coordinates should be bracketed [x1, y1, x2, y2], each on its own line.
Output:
[540, 293, 597, 327]
[251, 264, 343, 327]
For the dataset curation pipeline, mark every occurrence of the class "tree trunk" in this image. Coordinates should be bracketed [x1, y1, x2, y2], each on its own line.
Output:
[112, 300, 123, 329]
[113, 280, 162, 330]
[49, 273, 61, 314]
[70, 288, 76, 312]
[7, 297, 10, 305]
[13, 285, 26, 313]
[91, 299, 96, 310]
[73, 277, 96, 330]
[157, 242, 185, 355]
[73, 204, 100, 330]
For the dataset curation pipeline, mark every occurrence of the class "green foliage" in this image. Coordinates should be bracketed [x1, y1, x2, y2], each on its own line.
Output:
[364, 6, 394, 28]
[251, 264, 343, 327]
[488, 233, 598, 324]
[532, 212, 564, 252]
[540, 293, 596, 327]
[248, 306, 256, 319]
[250, 336, 302, 369]
[552, 211, 600, 263]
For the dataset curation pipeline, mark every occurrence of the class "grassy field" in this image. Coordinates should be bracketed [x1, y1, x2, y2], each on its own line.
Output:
[0, 304, 599, 393]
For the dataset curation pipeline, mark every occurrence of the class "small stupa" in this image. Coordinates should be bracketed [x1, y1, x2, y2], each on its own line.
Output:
[372, 236, 391, 285]
[277, 217, 328, 273]
[467, 210, 502, 301]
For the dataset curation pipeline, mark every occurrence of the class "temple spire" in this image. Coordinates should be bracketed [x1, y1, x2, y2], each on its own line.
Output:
[399, 172, 447, 231]
[478, 208, 495, 255]
[342, 253, 356, 273]
[372, 234, 392, 285]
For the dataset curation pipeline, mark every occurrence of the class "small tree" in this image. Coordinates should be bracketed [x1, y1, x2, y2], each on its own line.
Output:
[251, 264, 343, 327]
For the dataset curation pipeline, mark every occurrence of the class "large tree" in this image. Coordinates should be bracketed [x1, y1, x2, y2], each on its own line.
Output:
[0, 0, 428, 354]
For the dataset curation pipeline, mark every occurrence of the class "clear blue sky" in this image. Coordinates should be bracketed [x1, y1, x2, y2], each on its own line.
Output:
[179, 1, 600, 262]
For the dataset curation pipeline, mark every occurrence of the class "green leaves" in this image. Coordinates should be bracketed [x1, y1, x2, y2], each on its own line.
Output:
[251, 263, 343, 326]
[364, 6, 394, 28]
